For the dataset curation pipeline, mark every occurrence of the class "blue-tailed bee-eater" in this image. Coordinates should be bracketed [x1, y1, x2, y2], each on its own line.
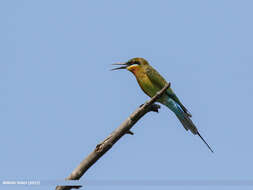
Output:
[112, 57, 213, 153]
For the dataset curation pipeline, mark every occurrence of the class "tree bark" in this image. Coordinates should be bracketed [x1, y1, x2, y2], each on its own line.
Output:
[55, 83, 170, 190]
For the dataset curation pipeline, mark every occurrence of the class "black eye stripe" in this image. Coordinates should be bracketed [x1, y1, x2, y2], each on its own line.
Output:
[126, 60, 140, 66]
[132, 61, 140, 65]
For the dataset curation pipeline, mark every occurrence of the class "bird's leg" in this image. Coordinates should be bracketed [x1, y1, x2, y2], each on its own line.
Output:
[150, 104, 161, 113]
[139, 103, 160, 112]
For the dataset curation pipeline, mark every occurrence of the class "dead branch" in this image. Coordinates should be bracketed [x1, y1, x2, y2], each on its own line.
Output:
[55, 83, 170, 190]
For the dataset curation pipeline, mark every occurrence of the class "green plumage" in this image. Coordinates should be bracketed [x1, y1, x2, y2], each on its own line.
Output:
[145, 65, 192, 117]
[112, 57, 214, 153]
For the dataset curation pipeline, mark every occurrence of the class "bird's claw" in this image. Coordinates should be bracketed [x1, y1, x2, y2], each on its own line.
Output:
[139, 103, 160, 112]
[150, 104, 160, 113]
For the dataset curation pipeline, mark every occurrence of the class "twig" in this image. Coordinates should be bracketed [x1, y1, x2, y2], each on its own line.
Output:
[55, 83, 171, 190]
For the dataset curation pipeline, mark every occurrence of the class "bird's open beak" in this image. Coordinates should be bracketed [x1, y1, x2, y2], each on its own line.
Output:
[111, 62, 128, 71]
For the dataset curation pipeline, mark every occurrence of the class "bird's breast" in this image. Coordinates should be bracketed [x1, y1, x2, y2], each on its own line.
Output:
[133, 72, 160, 98]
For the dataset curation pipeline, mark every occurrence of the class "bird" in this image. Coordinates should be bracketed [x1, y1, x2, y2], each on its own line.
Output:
[112, 57, 214, 153]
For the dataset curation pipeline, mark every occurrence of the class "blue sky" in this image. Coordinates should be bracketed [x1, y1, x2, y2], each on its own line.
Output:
[1, 0, 253, 189]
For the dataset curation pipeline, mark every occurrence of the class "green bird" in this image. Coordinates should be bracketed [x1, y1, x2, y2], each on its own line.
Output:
[112, 57, 213, 153]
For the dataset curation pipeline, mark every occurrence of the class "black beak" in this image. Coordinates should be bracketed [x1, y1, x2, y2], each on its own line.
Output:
[111, 63, 128, 71]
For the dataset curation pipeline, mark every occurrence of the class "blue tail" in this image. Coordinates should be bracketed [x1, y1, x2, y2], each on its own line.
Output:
[164, 98, 214, 153]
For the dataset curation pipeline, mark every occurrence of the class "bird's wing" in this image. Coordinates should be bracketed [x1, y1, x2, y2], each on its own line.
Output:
[146, 66, 192, 117]
[166, 88, 192, 117]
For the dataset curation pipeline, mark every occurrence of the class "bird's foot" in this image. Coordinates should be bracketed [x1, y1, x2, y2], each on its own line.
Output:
[139, 103, 160, 112]
[150, 104, 161, 113]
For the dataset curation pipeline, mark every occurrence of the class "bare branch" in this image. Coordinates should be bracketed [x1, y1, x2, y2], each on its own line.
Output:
[55, 83, 171, 190]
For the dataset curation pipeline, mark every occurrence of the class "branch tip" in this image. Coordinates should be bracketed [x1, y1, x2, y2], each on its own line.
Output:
[55, 82, 172, 190]
[126, 130, 134, 135]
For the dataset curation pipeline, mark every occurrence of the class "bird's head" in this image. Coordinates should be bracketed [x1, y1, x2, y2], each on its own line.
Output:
[112, 57, 149, 73]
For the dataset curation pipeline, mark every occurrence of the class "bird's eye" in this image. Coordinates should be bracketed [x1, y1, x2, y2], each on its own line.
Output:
[132, 61, 140, 65]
